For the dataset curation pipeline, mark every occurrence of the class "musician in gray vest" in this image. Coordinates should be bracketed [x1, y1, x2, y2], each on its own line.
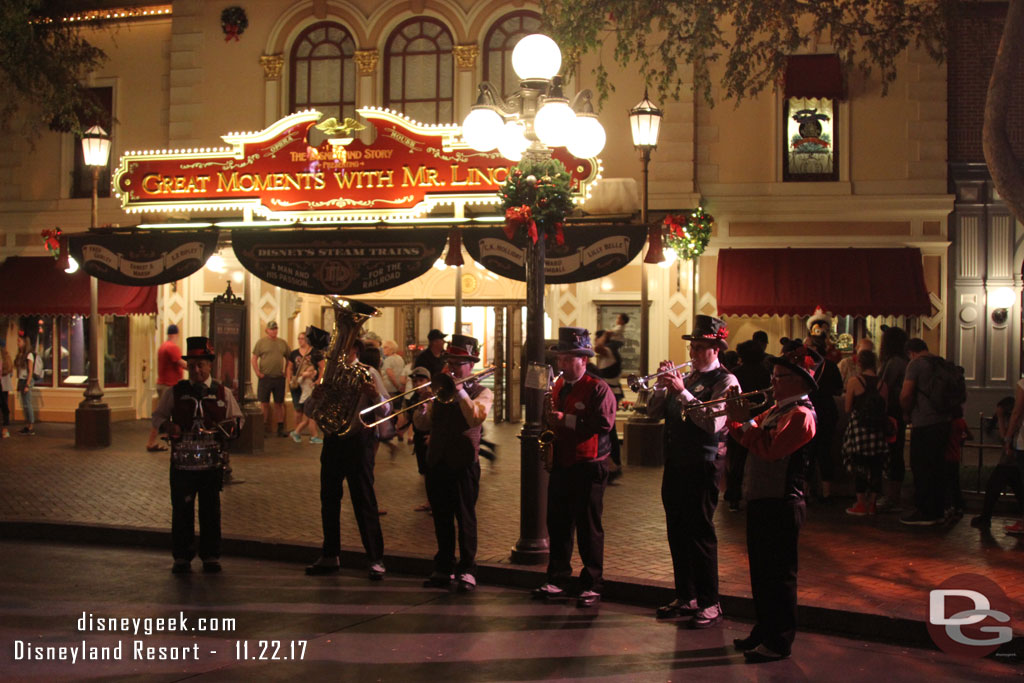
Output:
[306, 338, 390, 581]
[726, 340, 821, 663]
[152, 337, 243, 574]
[413, 334, 493, 592]
[647, 315, 739, 628]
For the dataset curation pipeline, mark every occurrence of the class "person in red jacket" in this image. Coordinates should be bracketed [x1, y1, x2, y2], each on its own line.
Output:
[532, 327, 617, 608]
[726, 340, 821, 663]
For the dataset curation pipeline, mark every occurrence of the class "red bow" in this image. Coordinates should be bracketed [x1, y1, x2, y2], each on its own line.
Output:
[504, 205, 537, 243]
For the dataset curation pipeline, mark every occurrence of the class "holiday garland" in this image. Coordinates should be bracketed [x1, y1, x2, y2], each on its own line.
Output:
[499, 158, 573, 245]
[663, 207, 713, 261]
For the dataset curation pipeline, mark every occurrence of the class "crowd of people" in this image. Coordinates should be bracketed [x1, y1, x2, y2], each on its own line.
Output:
[142, 310, 1021, 666]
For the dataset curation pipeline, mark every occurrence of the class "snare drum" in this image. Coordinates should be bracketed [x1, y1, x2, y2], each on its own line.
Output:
[171, 436, 223, 470]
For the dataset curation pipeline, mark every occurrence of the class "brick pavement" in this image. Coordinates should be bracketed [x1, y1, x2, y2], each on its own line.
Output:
[1, 420, 1022, 637]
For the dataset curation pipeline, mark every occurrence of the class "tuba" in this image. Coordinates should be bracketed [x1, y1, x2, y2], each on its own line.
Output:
[305, 296, 381, 437]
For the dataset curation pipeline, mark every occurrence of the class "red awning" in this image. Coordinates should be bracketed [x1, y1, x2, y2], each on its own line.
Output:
[716, 248, 932, 317]
[784, 54, 844, 99]
[0, 256, 157, 316]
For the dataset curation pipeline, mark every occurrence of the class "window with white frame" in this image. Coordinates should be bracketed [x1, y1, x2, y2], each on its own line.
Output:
[290, 21, 357, 120]
[384, 18, 454, 124]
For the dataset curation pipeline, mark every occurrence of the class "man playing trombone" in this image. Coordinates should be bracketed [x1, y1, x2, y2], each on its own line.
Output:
[412, 334, 493, 592]
[646, 315, 739, 628]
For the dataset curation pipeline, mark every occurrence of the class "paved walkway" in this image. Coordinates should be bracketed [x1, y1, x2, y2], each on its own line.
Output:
[1, 420, 1022, 642]
[1, 541, 1013, 681]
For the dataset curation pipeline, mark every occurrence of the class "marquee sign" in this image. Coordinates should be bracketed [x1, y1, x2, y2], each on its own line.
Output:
[67, 229, 219, 286]
[462, 225, 646, 284]
[113, 109, 600, 222]
[232, 228, 448, 295]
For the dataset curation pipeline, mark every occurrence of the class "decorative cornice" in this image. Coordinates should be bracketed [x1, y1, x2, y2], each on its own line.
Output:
[259, 54, 284, 81]
[354, 49, 379, 76]
[453, 44, 479, 70]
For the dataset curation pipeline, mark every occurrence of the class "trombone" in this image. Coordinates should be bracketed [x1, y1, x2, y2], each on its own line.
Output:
[359, 366, 496, 428]
[627, 361, 694, 392]
[682, 388, 774, 418]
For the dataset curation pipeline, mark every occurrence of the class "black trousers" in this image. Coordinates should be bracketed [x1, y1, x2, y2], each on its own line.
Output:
[980, 461, 1024, 518]
[745, 497, 805, 655]
[909, 422, 951, 519]
[546, 459, 609, 593]
[425, 461, 480, 576]
[1, 390, 10, 426]
[170, 466, 223, 561]
[662, 458, 724, 607]
[724, 435, 747, 505]
[319, 430, 384, 563]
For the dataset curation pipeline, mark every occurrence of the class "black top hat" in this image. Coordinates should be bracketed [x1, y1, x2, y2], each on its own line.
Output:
[443, 334, 480, 363]
[770, 340, 822, 391]
[682, 315, 729, 350]
[427, 329, 447, 341]
[555, 327, 595, 357]
[184, 336, 215, 361]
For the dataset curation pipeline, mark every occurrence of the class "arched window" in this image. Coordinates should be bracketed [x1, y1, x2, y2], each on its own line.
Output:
[384, 18, 454, 124]
[290, 21, 357, 120]
[483, 11, 542, 98]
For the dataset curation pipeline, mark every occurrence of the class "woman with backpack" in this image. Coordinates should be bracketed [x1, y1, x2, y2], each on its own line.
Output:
[13, 331, 35, 435]
[841, 350, 889, 516]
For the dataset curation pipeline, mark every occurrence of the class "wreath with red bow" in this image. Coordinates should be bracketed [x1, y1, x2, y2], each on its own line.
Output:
[663, 207, 713, 261]
[221, 6, 248, 42]
[499, 158, 573, 246]
[41, 227, 62, 259]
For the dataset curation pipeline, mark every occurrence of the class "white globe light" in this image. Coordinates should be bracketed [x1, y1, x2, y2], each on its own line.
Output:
[534, 99, 575, 147]
[461, 106, 504, 151]
[205, 253, 226, 273]
[658, 249, 678, 269]
[497, 120, 528, 162]
[566, 113, 606, 158]
[511, 34, 561, 81]
[991, 286, 1016, 309]
[64, 256, 79, 274]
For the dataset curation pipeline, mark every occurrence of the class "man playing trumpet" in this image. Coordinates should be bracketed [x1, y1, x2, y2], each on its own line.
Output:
[412, 335, 493, 592]
[646, 315, 739, 628]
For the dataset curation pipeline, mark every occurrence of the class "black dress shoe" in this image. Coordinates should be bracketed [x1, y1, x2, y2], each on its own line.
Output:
[423, 572, 454, 588]
[656, 598, 698, 619]
[743, 645, 789, 662]
[171, 560, 191, 574]
[305, 557, 340, 575]
[733, 635, 760, 651]
[202, 560, 222, 574]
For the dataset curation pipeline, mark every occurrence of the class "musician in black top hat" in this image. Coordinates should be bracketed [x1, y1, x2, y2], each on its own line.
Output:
[412, 334, 493, 592]
[152, 336, 243, 574]
[532, 327, 617, 608]
[726, 340, 821, 663]
[647, 315, 740, 628]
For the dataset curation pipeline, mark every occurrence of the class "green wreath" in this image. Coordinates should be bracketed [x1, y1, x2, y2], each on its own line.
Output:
[663, 207, 713, 261]
[499, 158, 574, 245]
[221, 6, 248, 41]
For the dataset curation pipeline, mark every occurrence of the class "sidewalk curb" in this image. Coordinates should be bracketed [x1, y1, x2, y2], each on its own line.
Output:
[1, 520, 932, 649]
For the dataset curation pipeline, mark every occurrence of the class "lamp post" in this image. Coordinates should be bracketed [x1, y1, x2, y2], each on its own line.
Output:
[75, 125, 112, 448]
[629, 92, 663, 377]
[462, 34, 606, 564]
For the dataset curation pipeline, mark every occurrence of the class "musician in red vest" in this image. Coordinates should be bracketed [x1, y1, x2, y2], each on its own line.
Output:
[533, 327, 617, 608]
[412, 334, 493, 592]
[152, 337, 243, 574]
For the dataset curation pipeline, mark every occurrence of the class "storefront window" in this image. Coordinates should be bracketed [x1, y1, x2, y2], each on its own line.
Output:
[290, 22, 357, 121]
[58, 315, 89, 386]
[19, 316, 54, 387]
[483, 11, 542, 98]
[104, 316, 130, 387]
[783, 96, 838, 181]
[597, 304, 641, 376]
[384, 18, 454, 124]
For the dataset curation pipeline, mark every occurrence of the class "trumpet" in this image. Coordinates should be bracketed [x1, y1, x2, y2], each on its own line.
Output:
[627, 361, 694, 392]
[359, 366, 496, 428]
[682, 388, 774, 418]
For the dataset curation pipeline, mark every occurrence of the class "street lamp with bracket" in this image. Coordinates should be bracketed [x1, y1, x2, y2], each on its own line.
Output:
[461, 33, 606, 565]
[75, 125, 112, 448]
